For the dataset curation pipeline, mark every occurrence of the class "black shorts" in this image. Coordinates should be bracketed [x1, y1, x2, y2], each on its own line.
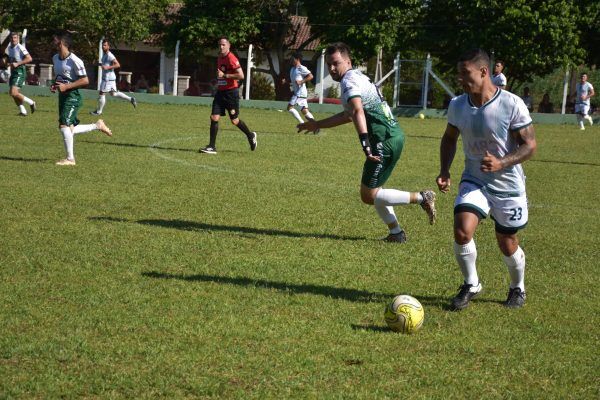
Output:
[212, 88, 240, 119]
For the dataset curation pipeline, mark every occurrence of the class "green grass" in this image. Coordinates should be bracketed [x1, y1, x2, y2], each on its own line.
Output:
[1, 94, 599, 399]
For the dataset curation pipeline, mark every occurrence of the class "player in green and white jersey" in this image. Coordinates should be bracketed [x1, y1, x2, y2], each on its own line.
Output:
[297, 42, 436, 242]
[3, 32, 36, 116]
[51, 32, 112, 166]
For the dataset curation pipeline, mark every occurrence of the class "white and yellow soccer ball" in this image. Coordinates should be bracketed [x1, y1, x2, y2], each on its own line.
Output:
[384, 295, 424, 334]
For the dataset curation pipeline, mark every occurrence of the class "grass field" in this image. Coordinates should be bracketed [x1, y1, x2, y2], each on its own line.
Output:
[1, 94, 599, 399]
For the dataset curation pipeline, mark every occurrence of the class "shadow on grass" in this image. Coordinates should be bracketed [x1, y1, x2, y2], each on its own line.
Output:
[142, 270, 390, 303]
[0, 155, 50, 163]
[80, 140, 195, 153]
[530, 158, 600, 167]
[89, 216, 367, 241]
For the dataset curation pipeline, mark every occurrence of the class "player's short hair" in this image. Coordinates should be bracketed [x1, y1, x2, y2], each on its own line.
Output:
[217, 36, 230, 44]
[580, 72, 588, 77]
[102, 39, 111, 46]
[292, 51, 303, 61]
[10, 31, 19, 37]
[458, 48, 490, 68]
[55, 31, 73, 49]
[325, 42, 351, 59]
[495, 60, 504, 67]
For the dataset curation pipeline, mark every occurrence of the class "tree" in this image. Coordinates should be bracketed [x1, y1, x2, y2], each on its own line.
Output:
[417, 0, 590, 90]
[0, 0, 168, 61]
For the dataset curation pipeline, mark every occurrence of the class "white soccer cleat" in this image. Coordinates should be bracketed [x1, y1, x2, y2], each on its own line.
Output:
[55, 158, 76, 166]
[96, 119, 112, 137]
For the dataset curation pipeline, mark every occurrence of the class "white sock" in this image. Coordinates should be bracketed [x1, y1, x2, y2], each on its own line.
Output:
[22, 96, 34, 105]
[374, 204, 401, 233]
[288, 108, 304, 123]
[113, 91, 132, 101]
[503, 246, 525, 291]
[60, 127, 75, 160]
[18, 104, 27, 114]
[97, 95, 106, 113]
[454, 240, 479, 286]
[374, 189, 411, 206]
[584, 115, 593, 124]
[72, 123, 98, 135]
[304, 111, 314, 120]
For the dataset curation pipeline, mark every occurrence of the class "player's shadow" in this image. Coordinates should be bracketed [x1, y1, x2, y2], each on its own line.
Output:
[142, 271, 390, 303]
[80, 140, 196, 153]
[0, 155, 50, 163]
[89, 216, 366, 241]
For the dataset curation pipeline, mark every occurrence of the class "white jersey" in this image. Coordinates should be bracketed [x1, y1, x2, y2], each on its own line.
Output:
[290, 64, 311, 98]
[5, 43, 28, 64]
[492, 73, 507, 87]
[52, 52, 87, 83]
[576, 82, 594, 106]
[101, 51, 117, 81]
[447, 88, 532, 195]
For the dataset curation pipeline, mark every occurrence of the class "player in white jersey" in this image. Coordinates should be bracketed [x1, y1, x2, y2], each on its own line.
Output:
[90, 39, 137, 115]
[51, 32, 112, 166]
[287, 52, 317, 130]
[491, 60, 507, 88]
[574, 72, 595, 130]
[297, 43, 436, 242]
[3, 32, 36, 116]
[437, 49, 537, 310]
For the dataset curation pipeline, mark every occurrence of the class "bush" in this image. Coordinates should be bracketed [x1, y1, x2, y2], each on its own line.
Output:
[328, 83, 340, 98]
[250, 72, 275, 100]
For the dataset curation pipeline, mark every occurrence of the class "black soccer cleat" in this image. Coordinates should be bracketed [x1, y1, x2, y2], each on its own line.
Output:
[382, 230, 407, 243]
[131, 97, 137, 108]
[450, 282, 482, 310]
[249, 132, 257, 151]
[199, 146, 217, 155]
[30, 102, 37, 114]
[503, 287, 526, 308]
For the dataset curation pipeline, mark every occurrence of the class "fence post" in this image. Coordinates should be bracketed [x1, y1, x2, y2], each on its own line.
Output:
[245, 44, 253, 100]
[319, 49, 325, 104]
[173, 40, 180, 96]
[422, 53, 431, 110]
[393, 53, 400, 107]
[97, 38, 103, 91]
[159, 51, 166, 95]
[561, 67, 569, 114]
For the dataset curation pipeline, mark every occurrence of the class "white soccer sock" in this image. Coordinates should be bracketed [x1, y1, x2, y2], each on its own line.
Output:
[374, 204, 401, 234]
[72, 123, 98, 135]
[22, 96, 34, 106]
[18, 104, 27, 114]
[374, 189, 411, 206]
[288, 108, 304, 123]
[503, 246, 525, 291]
[113, 91, 132, 101]
[304, 111, 315, 120]
[60, 127, 75, 160]
[454, 239, 479, 286]
[584, 115, 593, 124]
[97, 95, 106, 113]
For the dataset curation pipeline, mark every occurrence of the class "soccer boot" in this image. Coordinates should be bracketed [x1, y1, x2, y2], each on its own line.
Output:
[55, 158, 76, 166]
[503, 287, 526, 308]
[382, 230, 407, 243]
[248, 132, 257, 151]
[420, 189, 436, 225]
[30, 102, 37, 114]
[90, 110, 102, 116]
[96, 119, 112, 137]
[131, 97, 138, 108]
[450, 282, 482, 310]
[199, 146, 217, 154]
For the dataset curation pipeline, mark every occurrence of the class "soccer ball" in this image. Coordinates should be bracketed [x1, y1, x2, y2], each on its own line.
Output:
[384, 295, 424, 334]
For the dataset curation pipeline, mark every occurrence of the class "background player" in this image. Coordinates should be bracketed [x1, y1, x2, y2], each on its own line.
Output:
[491, 60, 507, 89]
[91, 39, 137, 115]
[3, 32, 36, 116]
[199, 37, 257, 155]
[297, 42, 436, 242]
[287, 52, 317, 132]
[437, 48, 537, 310]
[52, 32, 112, 166]
[575, 72, 594, 130]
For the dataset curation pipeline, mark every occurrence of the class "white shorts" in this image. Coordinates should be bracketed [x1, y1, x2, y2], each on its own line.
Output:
[100, 80, 117, 93]
[454, 180, 528, 233]
[575, 103, 590, 115]
[289, 95, 308, 109]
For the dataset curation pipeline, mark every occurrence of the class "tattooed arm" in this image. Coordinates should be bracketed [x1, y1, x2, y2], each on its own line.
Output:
[480, 124, 537, 172]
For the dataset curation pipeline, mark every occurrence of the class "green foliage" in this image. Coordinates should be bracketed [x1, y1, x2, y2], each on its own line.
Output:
[0, 0, 169, 60]
[249, 72, 275, 100]
[327, 83, 340, 98]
